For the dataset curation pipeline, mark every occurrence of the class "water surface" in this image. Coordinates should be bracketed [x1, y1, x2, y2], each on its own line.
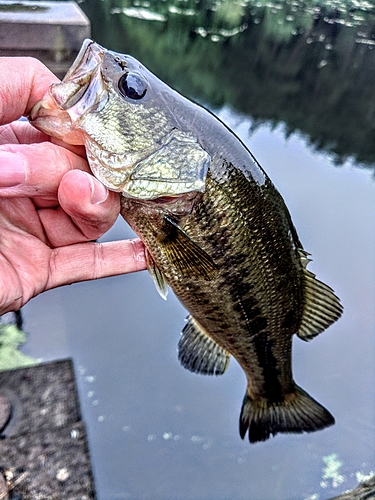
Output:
[22, 1, 375, 499]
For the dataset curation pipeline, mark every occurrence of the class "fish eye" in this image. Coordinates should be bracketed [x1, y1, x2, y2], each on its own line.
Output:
[118, 73, 147, 100]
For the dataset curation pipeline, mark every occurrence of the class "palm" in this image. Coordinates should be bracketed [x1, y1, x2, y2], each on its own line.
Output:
[0, 121, 94, 311]
[0, 196, 51, 310]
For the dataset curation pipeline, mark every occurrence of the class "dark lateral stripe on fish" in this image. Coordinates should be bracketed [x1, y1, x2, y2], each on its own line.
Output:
[189, 173, 291, 397]
[249, 333, 284, 401]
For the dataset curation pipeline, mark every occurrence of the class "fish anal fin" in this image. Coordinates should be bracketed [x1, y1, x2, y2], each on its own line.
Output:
[239, 385, 335, 443]
[145, 247, 169, 300]
[157, 215, 218, 281]
[298, 250, 343, 341]
[178, 315, 230, 376]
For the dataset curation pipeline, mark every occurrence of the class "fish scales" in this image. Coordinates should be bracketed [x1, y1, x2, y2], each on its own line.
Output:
[122, 163, 300, 399]
[29, 39, 343, 443]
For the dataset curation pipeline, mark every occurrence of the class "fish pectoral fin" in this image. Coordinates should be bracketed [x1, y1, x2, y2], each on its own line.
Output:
[145, 247, 169, 300]
[157, 215, 218, 281]
[178, 315, 230, 376]
[239, 386, 335, 443]
[297, 250, 343, 341]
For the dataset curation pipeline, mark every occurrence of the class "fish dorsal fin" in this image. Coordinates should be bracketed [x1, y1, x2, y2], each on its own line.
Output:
[145, 247, 169, 300]
[297, 250, 343, 341]
[178, 315, 230, 375]
[157, 215, 218, 281]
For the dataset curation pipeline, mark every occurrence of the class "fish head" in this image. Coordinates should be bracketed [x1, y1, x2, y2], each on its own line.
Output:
[30, 39, 211, 200]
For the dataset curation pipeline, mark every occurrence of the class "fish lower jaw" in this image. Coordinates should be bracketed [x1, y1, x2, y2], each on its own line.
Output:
[87, 152, 130, 192]
[86, 144, 206, 201]
[85, 142, 170, 197]
[87, 152, 200, 203]
[87, 157, 196, 200]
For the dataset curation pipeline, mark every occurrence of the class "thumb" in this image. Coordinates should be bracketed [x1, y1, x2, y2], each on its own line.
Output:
[58, 169, 121, 240]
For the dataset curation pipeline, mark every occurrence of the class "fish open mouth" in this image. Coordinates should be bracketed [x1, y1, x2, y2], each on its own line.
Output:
[29, 39, 108, 144]
[51, 39, 105, 110]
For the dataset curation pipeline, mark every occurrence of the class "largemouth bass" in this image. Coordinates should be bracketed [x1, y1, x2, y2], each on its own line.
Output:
[30, 39, 343, 443]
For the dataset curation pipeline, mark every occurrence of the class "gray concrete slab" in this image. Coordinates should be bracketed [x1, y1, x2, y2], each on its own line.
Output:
[0, 359, 96, 499]
[0, 1, 90, 77]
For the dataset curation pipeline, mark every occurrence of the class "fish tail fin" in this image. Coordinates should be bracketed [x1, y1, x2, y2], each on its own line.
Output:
[239, 386, 335, 443]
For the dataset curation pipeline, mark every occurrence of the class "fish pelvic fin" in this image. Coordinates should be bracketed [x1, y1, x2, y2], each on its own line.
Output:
[145, 247, 169, 300]
[178, 315, 230, 376]
[239, 385, 335, 443]
[298, 250, 343, 341]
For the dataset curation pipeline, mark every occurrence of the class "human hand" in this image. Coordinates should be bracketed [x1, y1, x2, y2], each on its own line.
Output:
[0, 57, 146, 315]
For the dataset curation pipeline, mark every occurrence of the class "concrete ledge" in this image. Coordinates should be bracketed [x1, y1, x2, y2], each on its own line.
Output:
[0, 359, 96, 499]
[0, 1, 91, 77]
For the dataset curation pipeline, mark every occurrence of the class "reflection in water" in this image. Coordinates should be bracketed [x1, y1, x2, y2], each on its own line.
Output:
[20, 1, 375, 499]
[82, 0, 375, 169]
[321, 453, 345, 490]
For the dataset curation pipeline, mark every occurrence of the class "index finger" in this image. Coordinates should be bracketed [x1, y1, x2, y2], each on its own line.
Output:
[0, 141, 89, 200]
[0, 57, 58, 125]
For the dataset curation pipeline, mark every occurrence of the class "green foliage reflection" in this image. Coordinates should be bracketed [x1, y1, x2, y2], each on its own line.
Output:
[80, 0, 375, 169]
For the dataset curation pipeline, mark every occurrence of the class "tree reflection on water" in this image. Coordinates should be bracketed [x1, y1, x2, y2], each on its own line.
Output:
[81, 0, 375, 170]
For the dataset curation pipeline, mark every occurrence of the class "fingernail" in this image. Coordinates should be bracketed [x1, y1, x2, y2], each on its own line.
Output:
[0, 151, 26, 187]
[90, 176, 108, 205]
